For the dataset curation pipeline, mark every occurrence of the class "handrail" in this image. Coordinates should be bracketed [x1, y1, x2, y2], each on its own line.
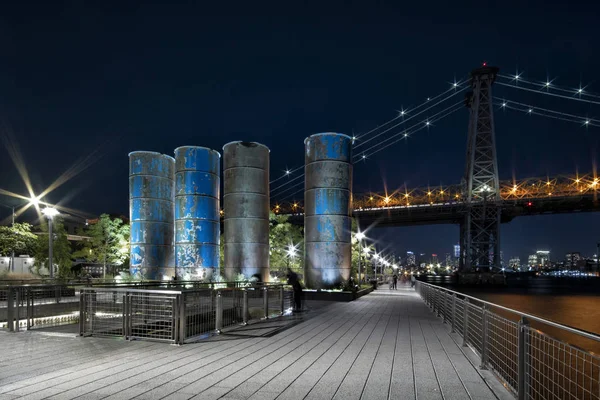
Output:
[79, 283, 291, 295]
[417, 281, 600, 344]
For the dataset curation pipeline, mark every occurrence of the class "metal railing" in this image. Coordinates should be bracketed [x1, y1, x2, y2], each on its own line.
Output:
[416, 281, 600, 400]
[80, 283, 293, 344]
[1, 284, 80, 331]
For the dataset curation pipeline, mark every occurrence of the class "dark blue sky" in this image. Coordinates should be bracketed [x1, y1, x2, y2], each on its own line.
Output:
[0, 1, 598, 262]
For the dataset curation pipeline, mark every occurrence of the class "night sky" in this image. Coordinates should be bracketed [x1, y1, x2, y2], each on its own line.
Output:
[0, 1, 598, 263]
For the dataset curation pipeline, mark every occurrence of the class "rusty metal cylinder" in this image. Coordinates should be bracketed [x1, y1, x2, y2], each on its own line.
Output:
[304, 133, 353, 289]
[223, 141, 270, 281]
[174, 146, 220, 280]
[129, 151, 175, 280]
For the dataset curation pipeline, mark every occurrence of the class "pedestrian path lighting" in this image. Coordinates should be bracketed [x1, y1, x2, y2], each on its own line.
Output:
[355, 231, 366, 282]
[42, 207, 60, 278]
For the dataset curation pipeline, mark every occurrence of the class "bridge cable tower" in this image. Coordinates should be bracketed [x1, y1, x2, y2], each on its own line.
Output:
[461, 65, 501, 273]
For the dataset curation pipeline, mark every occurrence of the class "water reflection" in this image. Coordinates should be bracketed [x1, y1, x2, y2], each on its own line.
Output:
[422, 275, 600, 354]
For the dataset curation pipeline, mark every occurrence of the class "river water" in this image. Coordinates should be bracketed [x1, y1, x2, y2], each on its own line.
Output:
[422, 275, 600, 354]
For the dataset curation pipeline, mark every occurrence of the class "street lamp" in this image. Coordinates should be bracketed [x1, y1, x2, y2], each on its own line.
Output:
[362, 246, 370, 282]
[286, 243, 298, 270]
[42, 207, 60, 278]
[355, 231, 366, 283]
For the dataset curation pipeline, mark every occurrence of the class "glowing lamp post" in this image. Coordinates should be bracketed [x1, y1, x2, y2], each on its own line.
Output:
[362, 246, 370, 282]
[355, 232, 366, 283]
[42, 207, 60, 278]
[286, 244, 297, 269]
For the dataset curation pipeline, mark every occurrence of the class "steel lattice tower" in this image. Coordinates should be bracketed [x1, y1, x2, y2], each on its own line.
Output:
[460, 65, 501, 272]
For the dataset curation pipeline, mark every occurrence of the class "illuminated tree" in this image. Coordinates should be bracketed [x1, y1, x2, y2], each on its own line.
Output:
[73, 214, 129, 276]
[269, 212, 303, 276]
[0, 222, 38, 258]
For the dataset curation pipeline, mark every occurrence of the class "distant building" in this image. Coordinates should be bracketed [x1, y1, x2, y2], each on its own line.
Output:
[528, 254, 538, 269]
[536, 250, 550, 268]
[454, 244, 460, 258]
[431, 254, 438, 265]
[509, 257, 521, 270]
[445, 253, 452, 267]
[406, 251, 416, 266]
[565, 252, 581, 269]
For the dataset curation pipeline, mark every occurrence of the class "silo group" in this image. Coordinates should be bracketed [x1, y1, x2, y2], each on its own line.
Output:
[128, 133, 353, 289]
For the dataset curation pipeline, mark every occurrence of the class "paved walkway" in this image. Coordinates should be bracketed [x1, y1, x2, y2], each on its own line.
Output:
[0, 286, 513, 400]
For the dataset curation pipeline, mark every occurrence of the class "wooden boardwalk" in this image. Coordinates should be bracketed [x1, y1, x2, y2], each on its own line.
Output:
[0, 286, 513, 400]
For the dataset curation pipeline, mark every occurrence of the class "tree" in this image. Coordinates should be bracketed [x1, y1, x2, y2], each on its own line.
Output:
[0, 222, 39, 258]
[72, 214, 129, 277]
[269, 212, 303, 277]
[33, 217, 72, 277]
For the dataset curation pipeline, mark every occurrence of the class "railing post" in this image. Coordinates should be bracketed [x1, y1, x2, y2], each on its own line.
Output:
[280, 285, 284, 315]
[215, 291, 223, 334]
[27, 289, 32, 330]
[436, 290, 441, 317]
[7, 287, 14, 332]
[518, 317, 530, 400]
[463, 297, 469, 347]
[122, 293, 128, 339]
[451, 294, 456, 332]
[56, 286, 60, 304]
[79, 289, 85, 336]
[480, 304, 488, 370]
[242, 289, 248, 325]
[178, 293, 186, 344]
[263, 286, 269, 319]
[15, 289, 20, 332]
[442, 291, 448, 324]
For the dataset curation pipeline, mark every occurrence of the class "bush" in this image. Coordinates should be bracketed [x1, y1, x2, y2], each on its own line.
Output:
[0, 270, 39, 281]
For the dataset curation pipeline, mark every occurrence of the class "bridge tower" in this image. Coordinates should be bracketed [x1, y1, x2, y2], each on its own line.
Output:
[461, 65, 501, 273]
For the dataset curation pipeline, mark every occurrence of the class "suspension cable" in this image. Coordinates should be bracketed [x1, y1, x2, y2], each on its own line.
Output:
[496, 82, 600, 106]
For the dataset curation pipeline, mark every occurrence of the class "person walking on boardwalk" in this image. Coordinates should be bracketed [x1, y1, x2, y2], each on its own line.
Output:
[410, 274, 416, 288]
[392, 273, 398, 290]
[287, 268, 303, 312]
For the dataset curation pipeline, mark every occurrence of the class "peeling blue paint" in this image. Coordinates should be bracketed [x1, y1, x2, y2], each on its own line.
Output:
[129, 152, 175, 279]
[174, 146, 220, 278]
[304, 133, 353, 289]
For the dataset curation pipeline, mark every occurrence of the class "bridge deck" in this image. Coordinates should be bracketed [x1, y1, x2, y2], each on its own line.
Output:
[0, 287, 513, 400]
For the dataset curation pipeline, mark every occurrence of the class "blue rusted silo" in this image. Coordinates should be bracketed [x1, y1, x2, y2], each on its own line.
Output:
[129, 151, 175, 280]
[174, 146, 220, 280]
[304, 133, 353, 289]
[223, 141, 270, 281]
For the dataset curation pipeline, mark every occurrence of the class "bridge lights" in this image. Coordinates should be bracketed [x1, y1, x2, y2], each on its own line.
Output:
[527, 202, 532, 207]
[384, 197, 390, 204]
